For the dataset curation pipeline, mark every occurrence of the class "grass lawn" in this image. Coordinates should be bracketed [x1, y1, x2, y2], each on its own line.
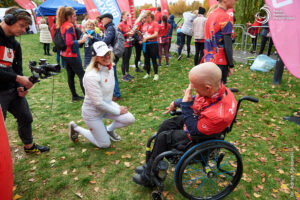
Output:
[6, 33, 300, 200]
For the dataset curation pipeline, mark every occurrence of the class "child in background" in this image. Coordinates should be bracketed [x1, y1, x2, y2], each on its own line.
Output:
[176, 24, 182, 56]
[80, 20, 102, 68]
[39, 18, 52, 56]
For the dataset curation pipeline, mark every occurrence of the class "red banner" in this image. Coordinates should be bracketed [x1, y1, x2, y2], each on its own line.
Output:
[83, 0, 100, 20]
[14, 0, 36, 9]
[0, 106, 13, 200]
[160, 0, 169, 17]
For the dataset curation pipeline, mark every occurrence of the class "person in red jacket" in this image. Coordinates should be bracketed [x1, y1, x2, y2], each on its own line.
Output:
[118, 11, 134, 82]
[133, 62, 237, 187]
[154, 7, 162, 24]
[158, 15, 170, 66]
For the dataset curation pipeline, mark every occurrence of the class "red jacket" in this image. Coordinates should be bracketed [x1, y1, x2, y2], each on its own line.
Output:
[118, 21, 132, 47]
[178, 84, 237, 135]
[60, 21, 78, 58]
[141, 21, 159, 42]
[158, 23, 170, 43]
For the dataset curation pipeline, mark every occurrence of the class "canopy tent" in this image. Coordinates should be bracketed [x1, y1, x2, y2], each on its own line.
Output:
[35, 0, 87, 17]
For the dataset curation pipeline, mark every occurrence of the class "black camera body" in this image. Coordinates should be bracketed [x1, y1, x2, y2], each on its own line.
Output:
[28, 59, 61, 83]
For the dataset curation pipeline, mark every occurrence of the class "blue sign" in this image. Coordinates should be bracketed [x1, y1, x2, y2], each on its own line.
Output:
[93, 0, 121, 26]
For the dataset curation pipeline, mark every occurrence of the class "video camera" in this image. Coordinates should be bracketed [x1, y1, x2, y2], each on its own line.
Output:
[28, 59, 61, 84]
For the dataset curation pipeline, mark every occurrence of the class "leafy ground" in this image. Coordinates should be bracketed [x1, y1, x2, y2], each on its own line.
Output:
[6, 33, 300, 200]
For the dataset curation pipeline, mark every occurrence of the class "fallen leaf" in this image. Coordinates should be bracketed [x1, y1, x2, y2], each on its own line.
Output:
[277, 169, 284, 174]
[29, 160, 36, 164]
[258, 157, 267, 163]
[124, 162, 131, 167]
[280, 184, 290, 193]
[253, 193, 261, 198]
[60, 156, 66, 160]
[13, 185, 17, 191]
[105, 151, 115, 156]
[28, 178, 35, 182]
[72, 169, 77, 173]
[115, 160, 120, 165]
[112, 188, 117, 192]
[74, 177, 79, 181]
[89, 180, 96, 184]
[271, 193, 277, 198]
[63, 170, 68, 175]
[244, 191, 250, 198]
[126, 154, 131, 158]
[94, 187, 99, 192]
[75, 192, 83, 198]
[82, 149, 87, 153]
[50, 159, 56, 164]
[272, 189, 278, 193]
[101, 168, 106, 174]
[13, 194, 22, 200]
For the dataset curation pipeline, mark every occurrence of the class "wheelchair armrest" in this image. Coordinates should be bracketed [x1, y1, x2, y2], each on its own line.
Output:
[190, 132, 225, 143]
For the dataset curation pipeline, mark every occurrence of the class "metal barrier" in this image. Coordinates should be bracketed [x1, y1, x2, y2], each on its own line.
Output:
[233, 24, 246, 62]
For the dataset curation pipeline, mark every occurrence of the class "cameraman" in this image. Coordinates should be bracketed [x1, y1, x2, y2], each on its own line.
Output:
[0, 7, 50, 153]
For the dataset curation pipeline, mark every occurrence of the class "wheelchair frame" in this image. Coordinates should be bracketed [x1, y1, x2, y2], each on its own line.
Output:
[144, 96, 258, 200]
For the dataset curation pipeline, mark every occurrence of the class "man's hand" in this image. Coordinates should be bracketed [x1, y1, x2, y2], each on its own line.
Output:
[182, 84, 193, 102]
[17, 87, 28, 97]
[228, 67, 234, 77]
[16, 75, 33, 89]
[120, 106, 128, 115]
[163, 101, 176, 114]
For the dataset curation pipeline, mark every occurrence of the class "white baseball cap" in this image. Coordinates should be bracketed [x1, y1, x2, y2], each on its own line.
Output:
[92, 41, 112, 57]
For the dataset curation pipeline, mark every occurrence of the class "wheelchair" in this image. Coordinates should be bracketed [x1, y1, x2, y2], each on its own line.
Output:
[144, 95, 259, 200]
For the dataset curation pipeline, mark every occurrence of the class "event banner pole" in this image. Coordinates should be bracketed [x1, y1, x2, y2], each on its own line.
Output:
[0, 106, 14, 200]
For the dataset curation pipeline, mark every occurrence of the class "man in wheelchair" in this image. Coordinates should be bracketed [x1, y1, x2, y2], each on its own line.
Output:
[133, 62, 238, 187]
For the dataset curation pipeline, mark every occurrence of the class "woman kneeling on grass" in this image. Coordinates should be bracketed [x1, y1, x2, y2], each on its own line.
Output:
[68, 41, 135, 148]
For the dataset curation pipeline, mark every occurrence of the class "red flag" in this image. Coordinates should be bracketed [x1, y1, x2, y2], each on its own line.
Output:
[160, 0, 169, 17]
[14, 0, 36, 9]
[0, 106, 13, 200]
[83, 0, 100, 20]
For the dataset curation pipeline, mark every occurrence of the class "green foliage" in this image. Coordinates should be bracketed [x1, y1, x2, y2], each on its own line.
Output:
[7, 33, 300, 200]
[0, 0, 18, 7]
[234, 0, 265, 24]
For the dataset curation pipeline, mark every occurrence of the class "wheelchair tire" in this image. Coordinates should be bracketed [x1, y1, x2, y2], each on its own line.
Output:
[175, 140, 243, 200]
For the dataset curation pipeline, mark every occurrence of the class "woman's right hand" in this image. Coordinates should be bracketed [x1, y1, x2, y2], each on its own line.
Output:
[120, 106, 128, 115]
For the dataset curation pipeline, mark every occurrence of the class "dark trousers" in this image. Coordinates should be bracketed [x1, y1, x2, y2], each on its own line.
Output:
[43, 43, 50, 55]
[133, 43, 142, 69]
[0, 90, 33, 144]
[144, 43, 158, 74]
[121, 47, 132, 75]
[251, 35, 258, 52]
[145, 116, 190, 174]
[158, 42, 169, 65]
[113, 57, 121, 98]
[178, 33, 192, 57]
[194, 42, 204, 65]
[217, 65, 230, 84]
[259, 36, 273, 56]
[62, 56, 85, 97]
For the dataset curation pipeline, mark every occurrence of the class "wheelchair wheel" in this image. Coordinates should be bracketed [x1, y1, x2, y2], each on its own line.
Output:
[175, 140, 243, 200]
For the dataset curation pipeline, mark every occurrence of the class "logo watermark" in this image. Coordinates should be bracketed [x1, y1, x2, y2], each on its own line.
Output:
[255, 5, 271, 24]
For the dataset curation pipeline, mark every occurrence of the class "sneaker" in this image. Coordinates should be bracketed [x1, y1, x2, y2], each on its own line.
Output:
[135, 164, 147, 174]
[24, 143, 50, 154]
[72, 96, 84, 102]
[177, 55, 182, 60]
[153, 74, 159, 81]
[135, 67, 143, 72]
[107, 129, 121, 141]
[69, 121, 79, 143]
[166, 63, 169, 66]
[143, 74, 150, 79]
[132, 173, 153, 187]
[122, 75, 130, 82]
[126, 74, 135, 79]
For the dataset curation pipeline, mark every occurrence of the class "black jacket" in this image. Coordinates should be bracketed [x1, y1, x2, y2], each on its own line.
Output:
[102, 22, 115, 46]
[0, 25, 23, 92]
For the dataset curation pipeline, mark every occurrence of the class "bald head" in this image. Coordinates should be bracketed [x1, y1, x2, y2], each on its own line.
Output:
[189, 62, 222, 97]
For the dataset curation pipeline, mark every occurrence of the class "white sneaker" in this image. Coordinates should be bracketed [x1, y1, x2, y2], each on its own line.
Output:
[153, 74, 159, 81]
[69, 121, 79, 143]
[143, 74, 150, 79]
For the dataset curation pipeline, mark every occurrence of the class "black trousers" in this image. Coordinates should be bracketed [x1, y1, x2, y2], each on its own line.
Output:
[145, 116, 190, 175]
[43, 43, 50, 54]
[133, 43, 142, 69]
[194, 42, 204, 65]
[251, 35, 258, 52]
[178, 33, 192, 57]
[121, 47, 132, 75]
[217, 65, 230, 85]
[62, 56, 85, 97]
[259, 36, 273, 56]
[0, 90, 33, 144]
[143, 43, 158, 74]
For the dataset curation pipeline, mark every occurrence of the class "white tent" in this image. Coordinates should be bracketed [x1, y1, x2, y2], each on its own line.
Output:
[0, 8, 37, 34]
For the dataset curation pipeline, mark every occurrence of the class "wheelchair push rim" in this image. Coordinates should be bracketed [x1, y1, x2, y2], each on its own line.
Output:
[175, 141, 243, 200]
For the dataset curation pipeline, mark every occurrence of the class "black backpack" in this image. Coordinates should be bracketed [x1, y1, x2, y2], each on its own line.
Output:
[53, 28, 67, 51]
[113, 27, 125, 58]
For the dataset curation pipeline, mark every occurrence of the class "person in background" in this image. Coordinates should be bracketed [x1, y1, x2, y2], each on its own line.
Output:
[167, 14, 177, 55]
[178, 10, 197, 60]
[56, 6, 87, 101]
[39, 18, 52, 56]
[192, 7, 207, 65]
[81, 14, 88, 32]
[118, 11, 134, 82]
[158, 15, 170, 66]
[99, 13, 121, 101]
[176, 24, 182, 56]
[80, 19, 102, 68]
[52, 18, 65, 68]
[203, 0, 236, 84]
[258, 22, 273, 56]
[96, 16, 105, 32]
[0, 7, 50, 153]
[154, 7, 162, 24]
[246, 14, 263, 54]
[68, 41, 135, 148]
[141, 11, 160, 81]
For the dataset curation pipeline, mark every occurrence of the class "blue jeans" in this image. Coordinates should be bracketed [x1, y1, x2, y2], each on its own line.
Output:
[113, 57, 121, 98]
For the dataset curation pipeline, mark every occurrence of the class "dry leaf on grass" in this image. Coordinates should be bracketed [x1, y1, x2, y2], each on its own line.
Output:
[75, 192, 83, 198]
[13, 194, 22, 200]
[94, 187, 99, 192]
[124, 162, 131, 167]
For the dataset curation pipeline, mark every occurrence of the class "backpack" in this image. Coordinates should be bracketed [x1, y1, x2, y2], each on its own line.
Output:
[113, 27, 125, 58]
[53, 28, 67, 51]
